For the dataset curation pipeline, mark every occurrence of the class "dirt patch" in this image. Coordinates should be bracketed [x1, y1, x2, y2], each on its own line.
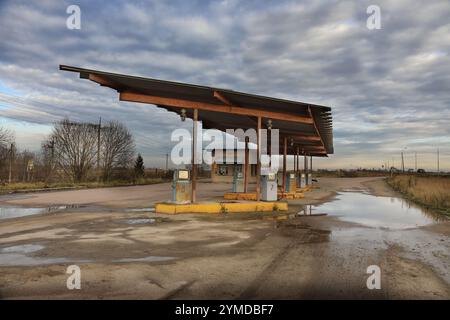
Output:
[384, 245, 450, 299]
[0, 178, 449, 299]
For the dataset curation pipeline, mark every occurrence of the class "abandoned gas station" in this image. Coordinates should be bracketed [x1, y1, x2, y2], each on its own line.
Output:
[60, 65, 333, 214]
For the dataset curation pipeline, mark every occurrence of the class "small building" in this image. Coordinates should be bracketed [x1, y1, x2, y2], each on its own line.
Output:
[210, 148, 257, 183]
[211, 163, 258, 183]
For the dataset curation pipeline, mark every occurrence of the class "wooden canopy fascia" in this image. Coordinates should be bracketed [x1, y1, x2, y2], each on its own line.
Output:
[88, 73, 328, 156]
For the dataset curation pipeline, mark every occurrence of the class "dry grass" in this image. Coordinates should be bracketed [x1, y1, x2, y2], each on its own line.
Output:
[0, 178, 166, 194]
[386, 175, 450, 214]
[316, 170, 387, 178]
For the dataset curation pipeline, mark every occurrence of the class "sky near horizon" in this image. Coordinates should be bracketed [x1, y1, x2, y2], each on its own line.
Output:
[0, 0, 449, 171]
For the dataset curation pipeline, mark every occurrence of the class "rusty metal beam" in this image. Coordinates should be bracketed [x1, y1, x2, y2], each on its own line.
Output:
[89, 74, 118, 88]
[120, 91, 314, 125]
[280, 133, 321, 142]
[308, 106, 326, 152]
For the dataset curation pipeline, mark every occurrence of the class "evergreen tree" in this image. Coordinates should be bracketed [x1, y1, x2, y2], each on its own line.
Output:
[134, 154, 145, 179]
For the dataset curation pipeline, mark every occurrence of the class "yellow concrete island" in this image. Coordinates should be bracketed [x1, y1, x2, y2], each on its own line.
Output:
[224, 192, 305, 200]
[224, 186, 312, 201]
[223, 193, 258, 201]
[155, 201, 288, 214]
[278, 192, 305, 199]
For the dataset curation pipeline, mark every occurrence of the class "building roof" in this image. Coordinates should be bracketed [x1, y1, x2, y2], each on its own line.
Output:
[60, 65, 333, 156]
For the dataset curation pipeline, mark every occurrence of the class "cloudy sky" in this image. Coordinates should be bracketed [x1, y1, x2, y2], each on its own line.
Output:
[0, 0, 449, 170]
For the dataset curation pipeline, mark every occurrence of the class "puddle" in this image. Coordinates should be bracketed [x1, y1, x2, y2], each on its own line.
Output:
[125, 208, 155, 213]
[0, 244, 44, 254]
[0, 244, 92, 266]
[297, 205, 327, 216]
[0, 205, 81, 220]
[0, 243, 175, 266]
[262, 212, 304, 221]
[113, 256, 175, 263]
[0, 207, 47, 220]
[340, 188, 371, 194]
[0, 253, 71, 266]
[312, 192, 445, 229]
[122, 218, 156, 225]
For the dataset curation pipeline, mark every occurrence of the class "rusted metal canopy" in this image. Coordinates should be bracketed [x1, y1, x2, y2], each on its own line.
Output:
[60, 65, 333, 156]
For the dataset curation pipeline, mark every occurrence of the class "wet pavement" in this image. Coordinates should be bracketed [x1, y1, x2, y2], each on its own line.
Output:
[0, 243, 176, 266]
[121, 218, 156, 225]
[0, 178, 448, 299]
[0, 205, 82, 220]
[0, 207, 48, 220]
[312, 191, 445, 229]
[0, 244, 92, 266]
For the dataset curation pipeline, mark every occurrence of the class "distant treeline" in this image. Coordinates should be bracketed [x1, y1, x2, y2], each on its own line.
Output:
[0, 119, 159, 185]
[315, 169, 388, 177]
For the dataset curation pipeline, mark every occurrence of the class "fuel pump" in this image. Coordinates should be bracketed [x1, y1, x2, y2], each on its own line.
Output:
[232, 164, 245, 193]
[261, 173, 278, 201]
[300, 173, 306, 187]
[172, 169, 191, 203]
[285, 172, 297, 192]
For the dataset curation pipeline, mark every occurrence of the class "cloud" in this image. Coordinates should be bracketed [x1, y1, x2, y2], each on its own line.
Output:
[0, 0, 449, 169]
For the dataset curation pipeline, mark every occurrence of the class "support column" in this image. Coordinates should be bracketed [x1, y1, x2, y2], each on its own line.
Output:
[244, 136, 249, 193]
[8, 143, 13, 184]
[294, 148, 297, 173]
[256, 117, 261, 201]
[296, 146, 299, 188]
[304, 153, 308, 185]
[268, 126, 272, 168]
[282, 137, 287, 193]
[191, 109, 198, 203]
[310, 156, 313, 182]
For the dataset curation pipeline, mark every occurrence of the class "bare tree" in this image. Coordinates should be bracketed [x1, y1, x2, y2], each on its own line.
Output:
[100, 121, 135, 181]
[15, 150, 37, 182]
[0, 127, 13, 182]
[0, 126, 13, 149]
[40, 139, 55, 182]
[50, 119, 98, 182]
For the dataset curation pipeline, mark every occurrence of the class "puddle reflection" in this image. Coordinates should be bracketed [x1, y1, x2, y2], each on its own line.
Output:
[0, 207, 46, 220]
[312, 192, 446, 229]
[0, 243, 175, 266]
[0, 205, 81, 220]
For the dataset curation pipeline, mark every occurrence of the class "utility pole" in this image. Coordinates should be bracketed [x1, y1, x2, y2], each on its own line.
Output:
[8, 143, 13, 184]
[165, 153, 169, 171]
[401, 151, 405, 173]
[437, 148, 440, 174]
[45, 138, 55, 183]
[97, 117, 101, 181]
[415, 152, 417, 171]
